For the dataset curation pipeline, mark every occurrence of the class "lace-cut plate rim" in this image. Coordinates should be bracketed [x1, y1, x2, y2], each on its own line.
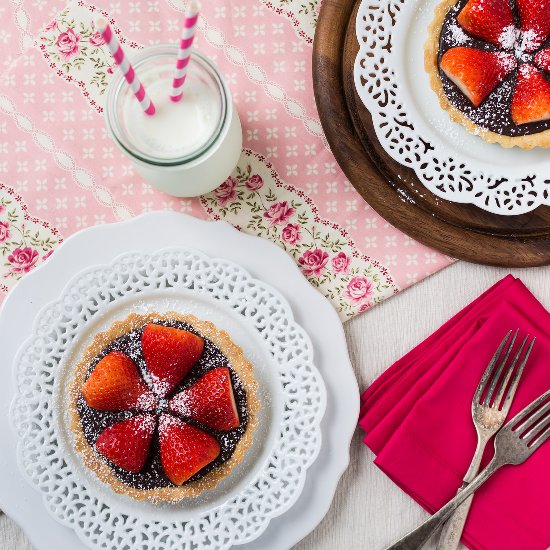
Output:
[313, 0, 550, 267]
[392, 0, 550, 177]
[54, 283, 283, 520]
[0, 212, 357, 550]
[354, 0, 550, 216]
[8, 239, 331, 549]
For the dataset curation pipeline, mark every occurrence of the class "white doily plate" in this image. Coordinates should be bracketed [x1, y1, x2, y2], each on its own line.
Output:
[12, 247, 325, 549]
[354, 0, 550, 215]
[0, 212, 359, 550]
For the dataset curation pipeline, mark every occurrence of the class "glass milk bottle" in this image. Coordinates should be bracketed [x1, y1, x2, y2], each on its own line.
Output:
[105, 45, 242, 197]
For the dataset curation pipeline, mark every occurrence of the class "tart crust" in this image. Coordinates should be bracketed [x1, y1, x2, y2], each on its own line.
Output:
[424, 0, 550, 149]
[70, 312, 260, 502]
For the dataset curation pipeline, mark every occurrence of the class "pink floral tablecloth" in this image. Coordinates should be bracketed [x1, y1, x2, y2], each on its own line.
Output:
[0, 0, 453, 321]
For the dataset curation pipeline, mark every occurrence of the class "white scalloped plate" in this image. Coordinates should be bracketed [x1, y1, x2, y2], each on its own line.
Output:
[354, 0, 550, 215]
[0, 212, 359, 550]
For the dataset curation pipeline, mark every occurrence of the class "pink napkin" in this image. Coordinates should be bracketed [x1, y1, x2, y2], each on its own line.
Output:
[359, 275, 550, 550]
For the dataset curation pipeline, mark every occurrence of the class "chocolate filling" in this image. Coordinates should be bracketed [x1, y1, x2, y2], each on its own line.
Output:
[76, 320, 248, 490]
[438, 0, 550, 136]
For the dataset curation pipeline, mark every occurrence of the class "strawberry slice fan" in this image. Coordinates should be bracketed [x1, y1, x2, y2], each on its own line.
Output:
[440, 0, 550, 123]
[82, 323, 240, 485]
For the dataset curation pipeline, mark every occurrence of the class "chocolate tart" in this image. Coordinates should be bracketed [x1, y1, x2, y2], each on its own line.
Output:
[69, 312, 259, 502]
[425, 0, 550, 148]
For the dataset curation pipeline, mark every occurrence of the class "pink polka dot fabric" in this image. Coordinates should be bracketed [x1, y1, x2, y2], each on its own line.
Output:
[0, 0, 453, 319]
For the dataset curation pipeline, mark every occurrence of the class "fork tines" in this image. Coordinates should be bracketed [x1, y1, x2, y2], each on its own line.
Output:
[476, 330, 536, 412]
[510, 389, 550, 449]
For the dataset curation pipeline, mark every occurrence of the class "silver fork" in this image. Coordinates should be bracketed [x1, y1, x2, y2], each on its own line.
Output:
[437, 330, 535, 549]
[385, 387, 550, 550]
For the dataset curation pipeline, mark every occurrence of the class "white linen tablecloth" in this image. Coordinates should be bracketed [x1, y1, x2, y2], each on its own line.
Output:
[2, 261, 549, 549]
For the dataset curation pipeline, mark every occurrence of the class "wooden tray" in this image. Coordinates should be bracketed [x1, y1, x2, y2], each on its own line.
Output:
[313, 0, 550, 267]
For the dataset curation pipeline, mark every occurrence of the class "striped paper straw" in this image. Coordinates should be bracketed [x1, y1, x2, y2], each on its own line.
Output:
[96, 18, 156, 116]
[170, 2, 200, 102]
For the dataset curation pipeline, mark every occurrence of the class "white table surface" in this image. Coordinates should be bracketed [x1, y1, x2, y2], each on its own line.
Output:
[2, 260, 549, 550]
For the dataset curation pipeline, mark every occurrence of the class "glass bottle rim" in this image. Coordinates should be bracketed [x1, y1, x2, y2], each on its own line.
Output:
[105, 45, 229, 167]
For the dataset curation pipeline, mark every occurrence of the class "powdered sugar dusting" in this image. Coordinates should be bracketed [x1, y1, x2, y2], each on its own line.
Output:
[496, 51, 517, 72]
[449, 22, 468, 45]
[498, 25, 519, 50]
[171, 392, 192, 416]
[520, 29, 543, 54]
[157, 398, 169, 414]
[75, 317, 251, 493]
[149, 375, 171, 398]
[135, 391, 159, 412]
[519, 63, 533, 78]
[436, 1, 550, 138]
[158, 412, 180, 434]
[136, 413, 157, 434]
[497, 27, 541, 61]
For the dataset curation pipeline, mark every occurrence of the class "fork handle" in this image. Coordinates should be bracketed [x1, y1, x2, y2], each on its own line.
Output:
[437, 433, 489, 550]
[437, 493, 474, 549]
[384, 459, 500, 550]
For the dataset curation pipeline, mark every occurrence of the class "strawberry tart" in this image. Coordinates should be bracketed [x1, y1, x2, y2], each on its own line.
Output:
[425, 0, 550, 148]
[69, 312, 259, 502]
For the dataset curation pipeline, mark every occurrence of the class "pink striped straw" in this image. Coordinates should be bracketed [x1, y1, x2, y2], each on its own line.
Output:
[96, 18, 155, 116]
[170, 2, 200, 102]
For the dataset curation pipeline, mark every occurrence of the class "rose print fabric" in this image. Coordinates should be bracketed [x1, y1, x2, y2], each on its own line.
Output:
[0, 0, 453, 320]
[200, 151, 397, 317]
[0, 183, 61, 293]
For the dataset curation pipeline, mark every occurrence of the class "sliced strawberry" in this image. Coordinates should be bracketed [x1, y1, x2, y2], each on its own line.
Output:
[95, 414, 156, 473]
[535, 48, 550, 74]
[142, 324, 204, 398]
[516, 0, 550, 51]
[82, 351, 158, 412]
[169, 367, 240, 431]
[511, 64, 550, 124]
[440, 47, 517, 107]
[158, 414, 220, 485]
[457, 0, 515, 47]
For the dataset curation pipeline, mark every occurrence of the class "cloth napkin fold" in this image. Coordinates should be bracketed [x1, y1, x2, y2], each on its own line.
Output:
[359, 275, 550, 550]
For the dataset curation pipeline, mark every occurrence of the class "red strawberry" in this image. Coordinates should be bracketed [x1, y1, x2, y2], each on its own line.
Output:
[142, 324, 204, 397]
[95, 414, 156, 473]
[440, 47, 517, 107]
[516, 0, 550, 51]
[82, 351, 158, 412]
[169, 367, 240, 431]
[158, 414, 220, 485]
[511, 64, 550, 124]
[535, 48, 550, 74]
[457, 0, 515, 47]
